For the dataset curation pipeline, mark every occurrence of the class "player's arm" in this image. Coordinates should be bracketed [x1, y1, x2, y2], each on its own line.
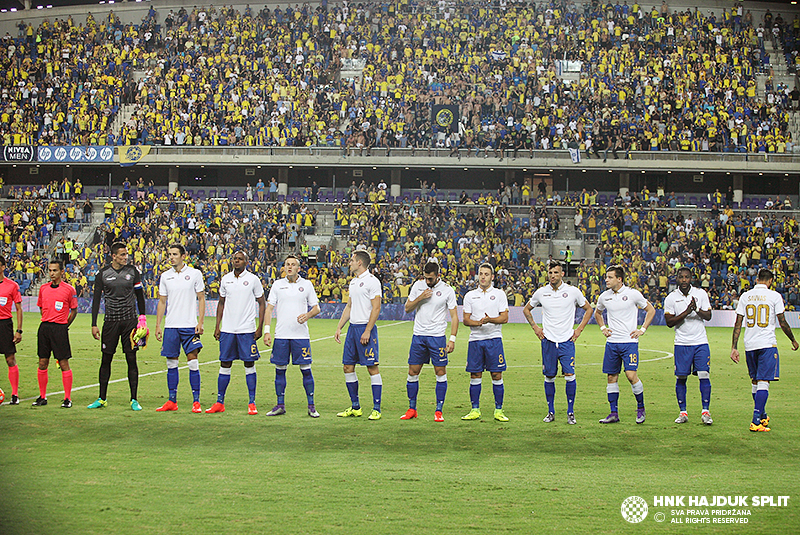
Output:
[155, 294, 167, 341]
[730, 314, 743, 363]
[463, 311, 483, 327]
[485, 309, 509, 325]
[335, 301, 351, 343]
[263, 302, 274, 346]
[404, 286, 432, 313]
[213, 296, 225, 341]
[196, 290, 206, 334]
[776, 313, 799, 351]
[300, 304, 321, 323]
[13, 300, 22, 344]
[361, 295, 381, 345]
[695, 296, 712, 321]
[631, 302, 655, 339]
[254, 295, 266, 341]
[91, 272, 104, 340]
[594, 306, 611, 337]
[446, 306, 459, 353]
[522, 302, 544, 339]
[571, 300, 594, 341]
[67, 306, 78, 328]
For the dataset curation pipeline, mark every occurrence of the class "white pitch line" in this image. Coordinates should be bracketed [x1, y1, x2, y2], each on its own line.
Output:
[22, 321, 410, 401]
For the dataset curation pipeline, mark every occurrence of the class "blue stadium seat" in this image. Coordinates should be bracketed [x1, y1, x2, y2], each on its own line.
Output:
[110, 189, 118, 198]
[195, 189, 206, 200]
[230, 190, 240, 200]
[598, 194, 607, 205]
[208, 189, 217, 198]
[184, 189, 194, 198]
[218, 190, 227, 198]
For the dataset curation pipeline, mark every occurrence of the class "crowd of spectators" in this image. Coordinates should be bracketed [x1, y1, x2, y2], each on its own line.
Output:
[57, 180, 798, 314]
[1, 1, 798, 154]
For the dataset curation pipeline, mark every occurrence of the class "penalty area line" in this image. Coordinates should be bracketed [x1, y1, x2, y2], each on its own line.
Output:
[24, 321, 410, 402]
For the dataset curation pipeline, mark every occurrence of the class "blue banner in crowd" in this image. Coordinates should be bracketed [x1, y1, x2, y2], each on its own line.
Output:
[37, 146, 115, 163]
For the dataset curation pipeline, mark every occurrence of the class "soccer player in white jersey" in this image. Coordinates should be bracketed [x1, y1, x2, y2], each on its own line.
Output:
[731, 268, 798, 432]
[264, 254, 321, 418]
[523, 261, 593, 425]
[206, 251, 266, 415]
[461, 263, 510, 422]
[400, 260, 458, 422]
[334, 250, 383, 420]
[664, 267, 714, 425]
[154, 244, 206, 413]
[594, 265, 656, 424]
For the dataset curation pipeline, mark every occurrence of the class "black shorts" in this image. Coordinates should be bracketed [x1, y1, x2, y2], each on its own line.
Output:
[38, 322, 72, 360]
[0, 318, 16, 355]
[101, 317, 138, 354]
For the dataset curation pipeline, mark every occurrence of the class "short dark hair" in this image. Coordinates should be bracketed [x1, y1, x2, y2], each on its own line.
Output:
[423, 261, 440, 275]
[607, 265, 625, 280]
[49, 259, 64, 270]
[354, 250, 371, 268]
[676, 266, 693, 277]
[0, 255, 6, 266]
[169, 243, 186, 255]
[548, 261, 563, 271]
[757, 268, 774, 282]
[110, 242, 127, 256]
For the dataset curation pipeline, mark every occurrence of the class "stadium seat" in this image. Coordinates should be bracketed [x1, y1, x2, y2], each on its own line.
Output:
[218, 190, 227, 199]
[110, 189, 118, 199]
[598, 194, 607, 205]
[208, 189, 217, 198]
[184, 189, 194, 198]
[195, 189, 206, 200]
[230, 190, 240, 200]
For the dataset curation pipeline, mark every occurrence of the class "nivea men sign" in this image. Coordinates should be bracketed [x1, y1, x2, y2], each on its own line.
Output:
[1, 146, 35, 162]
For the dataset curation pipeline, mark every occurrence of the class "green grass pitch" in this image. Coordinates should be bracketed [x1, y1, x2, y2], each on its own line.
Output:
[1, 314, 799, 534]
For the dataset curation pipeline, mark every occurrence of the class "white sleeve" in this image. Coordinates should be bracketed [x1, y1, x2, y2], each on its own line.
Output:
[446, 286, 457, 310]
[634, 290, 648, 309]
[266, 284, 278, 306]
[595, 293, 606, 311]
[253, 277, 265, 299]
[463, 292, 473, 315]
[306, 281, 319, 308]
[774, 293, 786, 315]
[367, 277, 382, 300]
[158, 273, 168, 297]
[663, 294, 675, 315]
[735, 295, 746, 316]
[527, 288, 541, 308]
[194, 271, 205, 293]
[699, 290, 711, 311]
[499, 290, 509, 312]
[219, 277, 227, 298]
[408, 281, 422, 302]
[574, 288, 587, 307]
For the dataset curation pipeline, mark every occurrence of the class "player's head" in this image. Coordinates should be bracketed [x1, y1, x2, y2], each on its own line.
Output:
[757, 268, 774, 285]
[48, 259, 64, 283]
[110, 242, 129, 265]
[0, 255, 5, 267]
[232, 250, 248, 272]
[605, 265, 625, 291]
[548, 261, 564, 287]
[677, 267, 693, 292]
[350, 250, 371, 274]
[284, 254, 300, 279]
[423, 260, 440, 288]
[478, 262, 494, 290]
[168, 244, 187, 267]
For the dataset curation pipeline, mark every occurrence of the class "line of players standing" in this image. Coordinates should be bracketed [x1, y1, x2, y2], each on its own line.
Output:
[3, 244, 795, 432]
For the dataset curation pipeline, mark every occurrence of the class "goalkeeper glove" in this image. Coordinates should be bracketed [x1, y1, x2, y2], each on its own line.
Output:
[130, 314, 149, 350]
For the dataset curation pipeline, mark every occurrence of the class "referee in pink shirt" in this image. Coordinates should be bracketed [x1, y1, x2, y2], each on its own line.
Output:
[34, 259, 78, 408]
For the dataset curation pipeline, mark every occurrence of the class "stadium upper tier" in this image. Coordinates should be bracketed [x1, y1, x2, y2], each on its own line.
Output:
[0, 0, 797, 160]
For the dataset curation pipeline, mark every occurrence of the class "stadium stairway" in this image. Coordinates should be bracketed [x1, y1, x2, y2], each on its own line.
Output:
[110, 104, 138, 140]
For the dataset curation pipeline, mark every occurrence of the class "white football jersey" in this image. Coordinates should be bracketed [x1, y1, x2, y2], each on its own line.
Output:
[409, 279, 457, 337]
[219, 270, 265, 334]
[267, 276, 319, 339]
[463, 285, 508, 341]
[736, 284, 786, 351]
[528, 282, 587, 343]
[595, 285, 649, 343]
[159, 265, 205, 329]
[348, 269, 382, 325]
[663, 287, 711, 345]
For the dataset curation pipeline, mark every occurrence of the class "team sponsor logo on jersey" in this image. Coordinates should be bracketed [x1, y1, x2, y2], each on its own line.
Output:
[55, 301, 64, 311]
[106, 276, 117, 281]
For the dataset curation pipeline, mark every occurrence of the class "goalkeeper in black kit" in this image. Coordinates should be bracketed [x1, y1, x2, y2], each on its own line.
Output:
[88, 242, 148, 411]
